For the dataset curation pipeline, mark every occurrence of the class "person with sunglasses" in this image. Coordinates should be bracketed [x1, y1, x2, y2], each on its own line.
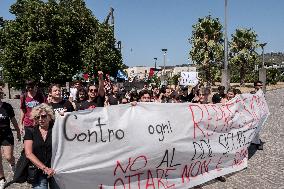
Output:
[20, 80, 45, 134]
[0, 89, 21, 189]
[84, 71, 105, 109]
[250, 80, 263, 94]
[251, 80, 264, 150]
[24, 103, 59, 189]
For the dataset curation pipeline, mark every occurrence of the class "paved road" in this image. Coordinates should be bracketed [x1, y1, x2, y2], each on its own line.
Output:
[2, 88, 284, 189]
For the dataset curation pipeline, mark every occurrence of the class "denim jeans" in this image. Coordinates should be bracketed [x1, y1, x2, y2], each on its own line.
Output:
[32, 175, 60, 189]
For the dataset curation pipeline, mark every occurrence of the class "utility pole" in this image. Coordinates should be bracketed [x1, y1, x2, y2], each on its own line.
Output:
[161, 49, 167, 86]
[221, 0, 230, 91]
[259, 43, 267, 93]
[162, 49, 167, 75]
[154, 58, 157, 70]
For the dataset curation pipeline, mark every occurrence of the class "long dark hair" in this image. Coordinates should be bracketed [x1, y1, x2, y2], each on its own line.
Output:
[75, 88, 87, 102]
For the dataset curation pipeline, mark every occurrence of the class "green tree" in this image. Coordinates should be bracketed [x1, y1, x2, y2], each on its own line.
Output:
[189, 15, 224, 86]
[229, 28, 259, 85]
[0, 0, 123, 89]
[168, 74, 180, 86]
[266, 68, 281, 85]
[81, 22, 123, 81]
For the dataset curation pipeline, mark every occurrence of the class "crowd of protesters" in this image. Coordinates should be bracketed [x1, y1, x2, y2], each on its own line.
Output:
[0, 72, 265, 189]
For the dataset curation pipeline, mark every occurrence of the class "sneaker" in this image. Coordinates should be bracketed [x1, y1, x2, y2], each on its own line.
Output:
[0, 177, 6, 189]
[257, 143, 264, 150]
[216, 176, 226, 182]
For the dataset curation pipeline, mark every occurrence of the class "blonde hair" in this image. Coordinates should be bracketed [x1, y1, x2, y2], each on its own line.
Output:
[30, 103, 55, 121]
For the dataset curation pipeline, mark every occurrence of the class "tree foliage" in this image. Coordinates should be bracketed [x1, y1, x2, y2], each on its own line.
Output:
[229, 28, 259, 85]
[81, 23, 123, 81]
[189, 15, 224, 86]
[0, 0, 123, 89]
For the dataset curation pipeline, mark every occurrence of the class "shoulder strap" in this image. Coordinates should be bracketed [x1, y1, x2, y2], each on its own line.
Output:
[21, 93, 27, 113]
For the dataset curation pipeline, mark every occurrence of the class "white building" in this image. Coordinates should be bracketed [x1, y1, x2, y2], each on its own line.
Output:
[125, 66, 152, 81]
[173, 66, 196, 75]
[125, 65, 197, 81]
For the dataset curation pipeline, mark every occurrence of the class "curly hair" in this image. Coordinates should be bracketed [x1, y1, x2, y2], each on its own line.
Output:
[30, 103, 55, 121]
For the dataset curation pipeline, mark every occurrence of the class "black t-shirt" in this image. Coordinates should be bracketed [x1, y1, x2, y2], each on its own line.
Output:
[108, 95, 119, 105]
[74, 100, 89, 111]
[0, 102, 15, 127]
[212, 93, 226, 104]
[179, 93, 194, 103]
[24, 126, 53, 167]
[49, 100, 74, 113]
[82, 96, 105, 109]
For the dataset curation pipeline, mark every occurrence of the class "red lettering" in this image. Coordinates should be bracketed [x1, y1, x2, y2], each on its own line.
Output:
[232, 148, 248, 167]
[191, 161, 201, 177]
[188, 104, 205, 139]
[181, 164, 192, 184]
[215, 157, 223, 171]
[114, 178, 126, 189]
[130, 155, 148, 172]
[114, 158, 131, 176]
[146, 170, 155, 189]
[125, 172, 143, 189]
[209, 105, 221, 132]
[114, 155, 147, 176]
[156, 169, 167, 189]
[204, 105, 214, 137]
[164, 168, 176, 188]
[200, 159, 211, 174]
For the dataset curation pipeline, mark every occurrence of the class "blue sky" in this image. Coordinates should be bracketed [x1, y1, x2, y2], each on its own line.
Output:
[1, 0, 283, 67]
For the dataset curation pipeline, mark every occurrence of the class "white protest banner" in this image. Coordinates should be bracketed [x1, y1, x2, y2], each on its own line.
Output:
[179, 72, 199, 86]
[52, 90, 269, 189]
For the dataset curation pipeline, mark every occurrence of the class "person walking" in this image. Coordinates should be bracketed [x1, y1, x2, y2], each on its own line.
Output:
[0, 89, 21, 189]
[20, 81, 45, 133]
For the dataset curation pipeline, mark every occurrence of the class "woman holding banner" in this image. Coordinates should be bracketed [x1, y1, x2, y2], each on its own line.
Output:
[24, 103, 59, 189]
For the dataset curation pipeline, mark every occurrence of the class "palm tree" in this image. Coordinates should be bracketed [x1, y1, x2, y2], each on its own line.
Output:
[189, 15, 224, 87]
[230, 28, 259, 85]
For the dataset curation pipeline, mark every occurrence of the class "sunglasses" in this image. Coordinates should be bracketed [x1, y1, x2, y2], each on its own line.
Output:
[34, 114, 48, 120]
[89, 89, 98, 92]
[27, 86, 35, 89]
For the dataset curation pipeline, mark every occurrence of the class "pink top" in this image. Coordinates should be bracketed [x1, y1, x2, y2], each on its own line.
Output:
[20, 93, 44, 127]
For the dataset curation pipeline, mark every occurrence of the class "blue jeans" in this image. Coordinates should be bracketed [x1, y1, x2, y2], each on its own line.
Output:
[32, 175, 60, 189]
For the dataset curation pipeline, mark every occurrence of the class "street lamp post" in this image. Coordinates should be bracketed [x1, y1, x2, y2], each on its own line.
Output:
[161, 49, 167, 86]
[259, 43, 267, 93]
[260, 43, 267, 68]
[154, 58, 157, 70]
[188, 58, 190, 71]
[221, 0, 230, 91]
[162, 49, 167, 75]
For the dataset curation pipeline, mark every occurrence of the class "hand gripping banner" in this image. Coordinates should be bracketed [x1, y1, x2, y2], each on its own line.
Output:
[51, 90, 269, 189]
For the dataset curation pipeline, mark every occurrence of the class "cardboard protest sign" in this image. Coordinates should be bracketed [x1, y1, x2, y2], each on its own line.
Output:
[52, 90, 269, 189]
[179, 72, 199, 86]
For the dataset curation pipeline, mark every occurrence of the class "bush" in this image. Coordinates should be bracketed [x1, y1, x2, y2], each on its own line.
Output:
[266, 68, 281, 85]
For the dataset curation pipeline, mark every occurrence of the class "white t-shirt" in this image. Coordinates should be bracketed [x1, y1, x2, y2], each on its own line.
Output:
[70, 87, 77, 100]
